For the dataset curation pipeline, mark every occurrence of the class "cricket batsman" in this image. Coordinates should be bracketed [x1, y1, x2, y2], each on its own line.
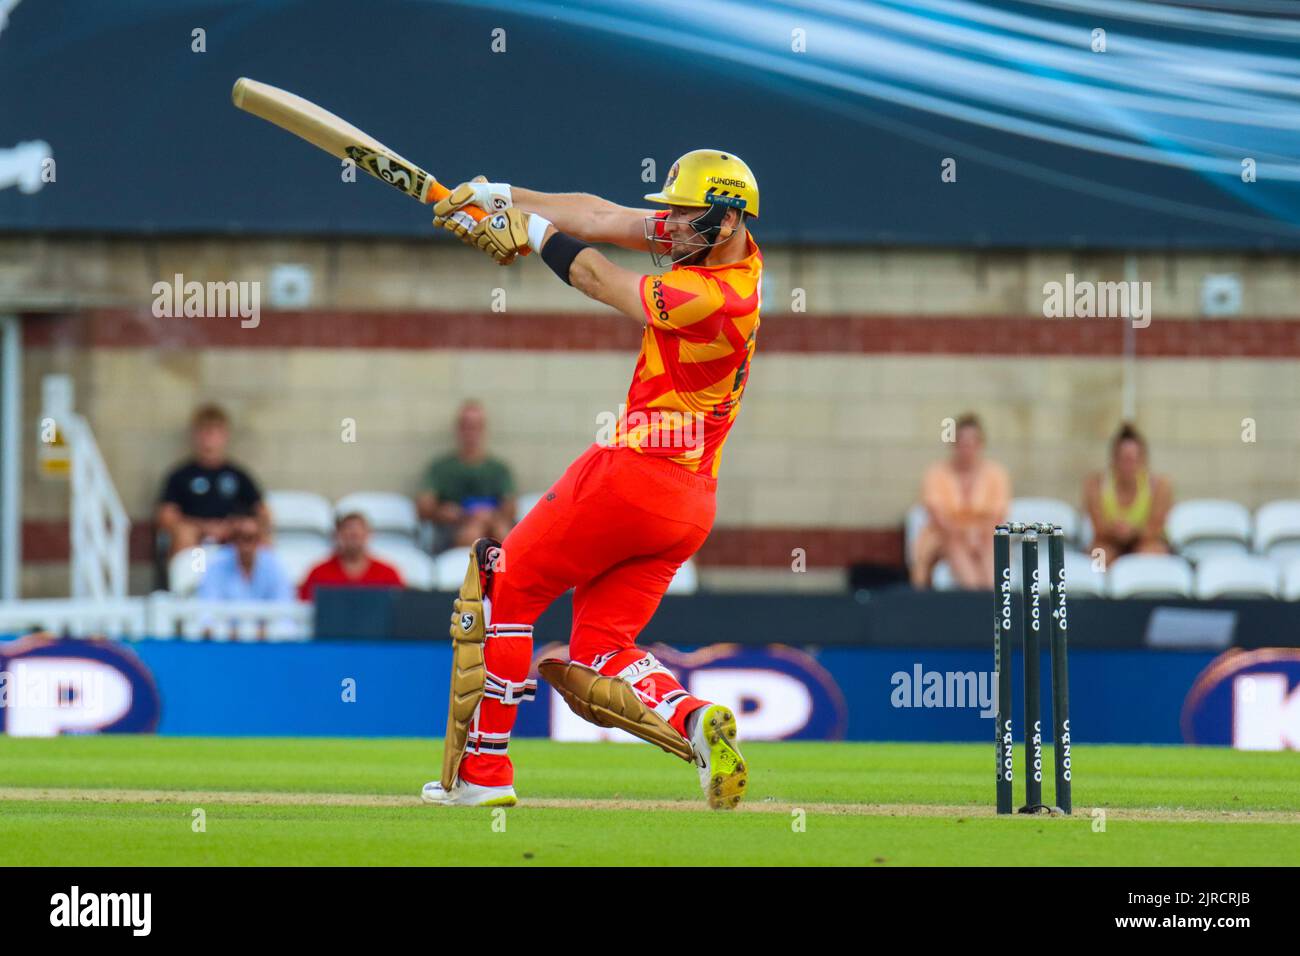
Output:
[421, 150, 761, 810]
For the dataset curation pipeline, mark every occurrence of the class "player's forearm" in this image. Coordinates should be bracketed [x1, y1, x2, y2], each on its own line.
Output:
[511, 188, 639, 246]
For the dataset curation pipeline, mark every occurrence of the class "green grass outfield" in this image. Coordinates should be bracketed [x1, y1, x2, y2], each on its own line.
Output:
[0, 737, 1297, 866]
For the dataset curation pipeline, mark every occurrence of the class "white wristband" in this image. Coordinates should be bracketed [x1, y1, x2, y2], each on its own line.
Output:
[527, 213, 553, 252]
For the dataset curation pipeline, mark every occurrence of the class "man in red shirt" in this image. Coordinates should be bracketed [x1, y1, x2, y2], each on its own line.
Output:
[298, 513, 403, 601]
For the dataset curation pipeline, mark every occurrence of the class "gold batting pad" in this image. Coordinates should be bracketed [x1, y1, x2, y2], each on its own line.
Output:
[538, 658, 694, 763]
[440, 548, 489, 790]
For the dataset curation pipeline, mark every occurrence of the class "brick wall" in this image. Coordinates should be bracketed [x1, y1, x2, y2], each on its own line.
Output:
[10, 237, 1300, 597]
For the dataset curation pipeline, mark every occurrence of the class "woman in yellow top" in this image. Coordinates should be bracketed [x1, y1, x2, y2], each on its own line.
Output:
[1084, 423, 1172, 565]
[911, 414, 1011, 589]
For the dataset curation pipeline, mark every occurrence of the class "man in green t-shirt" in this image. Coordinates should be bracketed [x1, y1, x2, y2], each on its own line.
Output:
[418, 401, 517, 548]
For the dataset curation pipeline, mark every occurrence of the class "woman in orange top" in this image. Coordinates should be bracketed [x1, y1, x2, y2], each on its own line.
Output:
[1083, 423, 1172, 565]
[911, 414, 1011, 589]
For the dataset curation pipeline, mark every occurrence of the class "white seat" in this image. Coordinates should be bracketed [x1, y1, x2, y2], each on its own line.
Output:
[666, 559, 699, 595]
[904, 503, 929, 567]
[1254, 500, 1300, 559]
[1264, 541, 1300, 565]
[265, 490, 334, 546]
[167, 544, 218, 596]
[370, 542, 435, 590]
[1007, 543, 1099, 597]
[1106, 554, 1194, 598]
[515, 491, 544, 522]
[1007, 497, 1080, 545]
[1194, 554, 1280, 599]
[1280, 561, 1300, 601]
[274, 540, 334, 588]
[433, 546, 473, 590]
[335, 492, 419, 548]
[1063, 549, 1105, 596]
[1166, 500, 1251, 564]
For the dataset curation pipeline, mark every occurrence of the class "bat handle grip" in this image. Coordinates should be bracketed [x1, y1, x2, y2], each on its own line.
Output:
[426, 178, 531, 256]
[425, 180, 487, 222]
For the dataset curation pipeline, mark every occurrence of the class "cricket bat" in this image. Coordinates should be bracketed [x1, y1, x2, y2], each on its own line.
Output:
[231, 77, 485, 224]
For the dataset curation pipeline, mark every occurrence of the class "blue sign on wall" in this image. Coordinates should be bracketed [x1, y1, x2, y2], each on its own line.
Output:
[0, 634, 160, 735]
[1181, 648, 1300, 749]
[2, 636, 1258, 746]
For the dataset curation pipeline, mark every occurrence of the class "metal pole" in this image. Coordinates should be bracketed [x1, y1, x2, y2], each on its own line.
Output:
[1019, 531, 1044, 812]
[1048, 528, 1073, 814]
[994, 526, 1014, 814]
[1122, 253, 1138, 422]
[0, 315, 20, 601]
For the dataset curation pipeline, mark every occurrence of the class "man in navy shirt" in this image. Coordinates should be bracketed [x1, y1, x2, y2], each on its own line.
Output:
[157, 405, 267, 556]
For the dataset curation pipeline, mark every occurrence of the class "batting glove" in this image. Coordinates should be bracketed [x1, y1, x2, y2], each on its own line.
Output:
[470, 207, 533, 265]
[433, 176, 513, 239]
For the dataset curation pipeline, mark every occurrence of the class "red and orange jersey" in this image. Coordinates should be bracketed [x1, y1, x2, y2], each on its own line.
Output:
[613, 233, 762, 477]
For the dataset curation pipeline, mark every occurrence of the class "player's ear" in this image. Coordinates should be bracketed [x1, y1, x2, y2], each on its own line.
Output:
[718, 208, 741, 241]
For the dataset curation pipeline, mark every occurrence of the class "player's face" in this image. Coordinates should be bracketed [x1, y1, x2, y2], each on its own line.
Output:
[663, 205, 713, 263]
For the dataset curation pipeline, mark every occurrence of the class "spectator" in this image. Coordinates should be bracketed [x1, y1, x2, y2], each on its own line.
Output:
[1083, 422, 1172, 565]
[196, 509, 294, 602]
[417, 400, 517, 548]
[157, 405, 267, 556]
[910, 413, 1011, 589]
[298, 512, 404, 601]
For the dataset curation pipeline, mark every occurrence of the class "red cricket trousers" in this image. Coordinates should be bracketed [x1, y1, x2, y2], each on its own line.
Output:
[458, 443, 717, 787]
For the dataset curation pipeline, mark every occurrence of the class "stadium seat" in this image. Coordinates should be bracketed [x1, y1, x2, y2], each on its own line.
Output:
[265, 490, 334, 546]
[1280, 561, 1300, 601]
[274, 539, 333, 588]
[1165, 499, 1252, 564]
[930, 560, 956, 591]
[1077, 512, 1095, 552]
[1064, 549, 1105, 596]
[167, 544, 218, 596]
[1106, 554, 1194, 598]
[335, 491, 419, 550]
[1194, 554, 1280, 599]
[1007, 544, 1101, 597]
[370, 542, 437, 590]
[1007, 497, 1081, 545]
[666, 559, 699, 595]
[903, 503, 929, 567]
[1253, 500, 1300, 562]
[515, 491, 544, 522]
[433, 546, 473, 590]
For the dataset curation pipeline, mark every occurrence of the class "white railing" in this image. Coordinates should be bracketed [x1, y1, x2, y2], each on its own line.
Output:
[0, 595, 313, 642]
[147, 595, 312, 642]
[67, 413, 130, 600]
[0, 597, 148, 639]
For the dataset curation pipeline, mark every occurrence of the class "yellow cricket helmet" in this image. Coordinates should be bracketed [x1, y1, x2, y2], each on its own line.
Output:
[645, 149, 759, 218]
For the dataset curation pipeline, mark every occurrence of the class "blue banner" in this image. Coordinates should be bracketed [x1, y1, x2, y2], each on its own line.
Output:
[1, 636, 1259, 746]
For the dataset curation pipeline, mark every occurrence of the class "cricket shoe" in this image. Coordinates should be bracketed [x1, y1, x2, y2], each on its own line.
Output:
[690, 704, 747, 810]
[421, 778, 517, 807]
